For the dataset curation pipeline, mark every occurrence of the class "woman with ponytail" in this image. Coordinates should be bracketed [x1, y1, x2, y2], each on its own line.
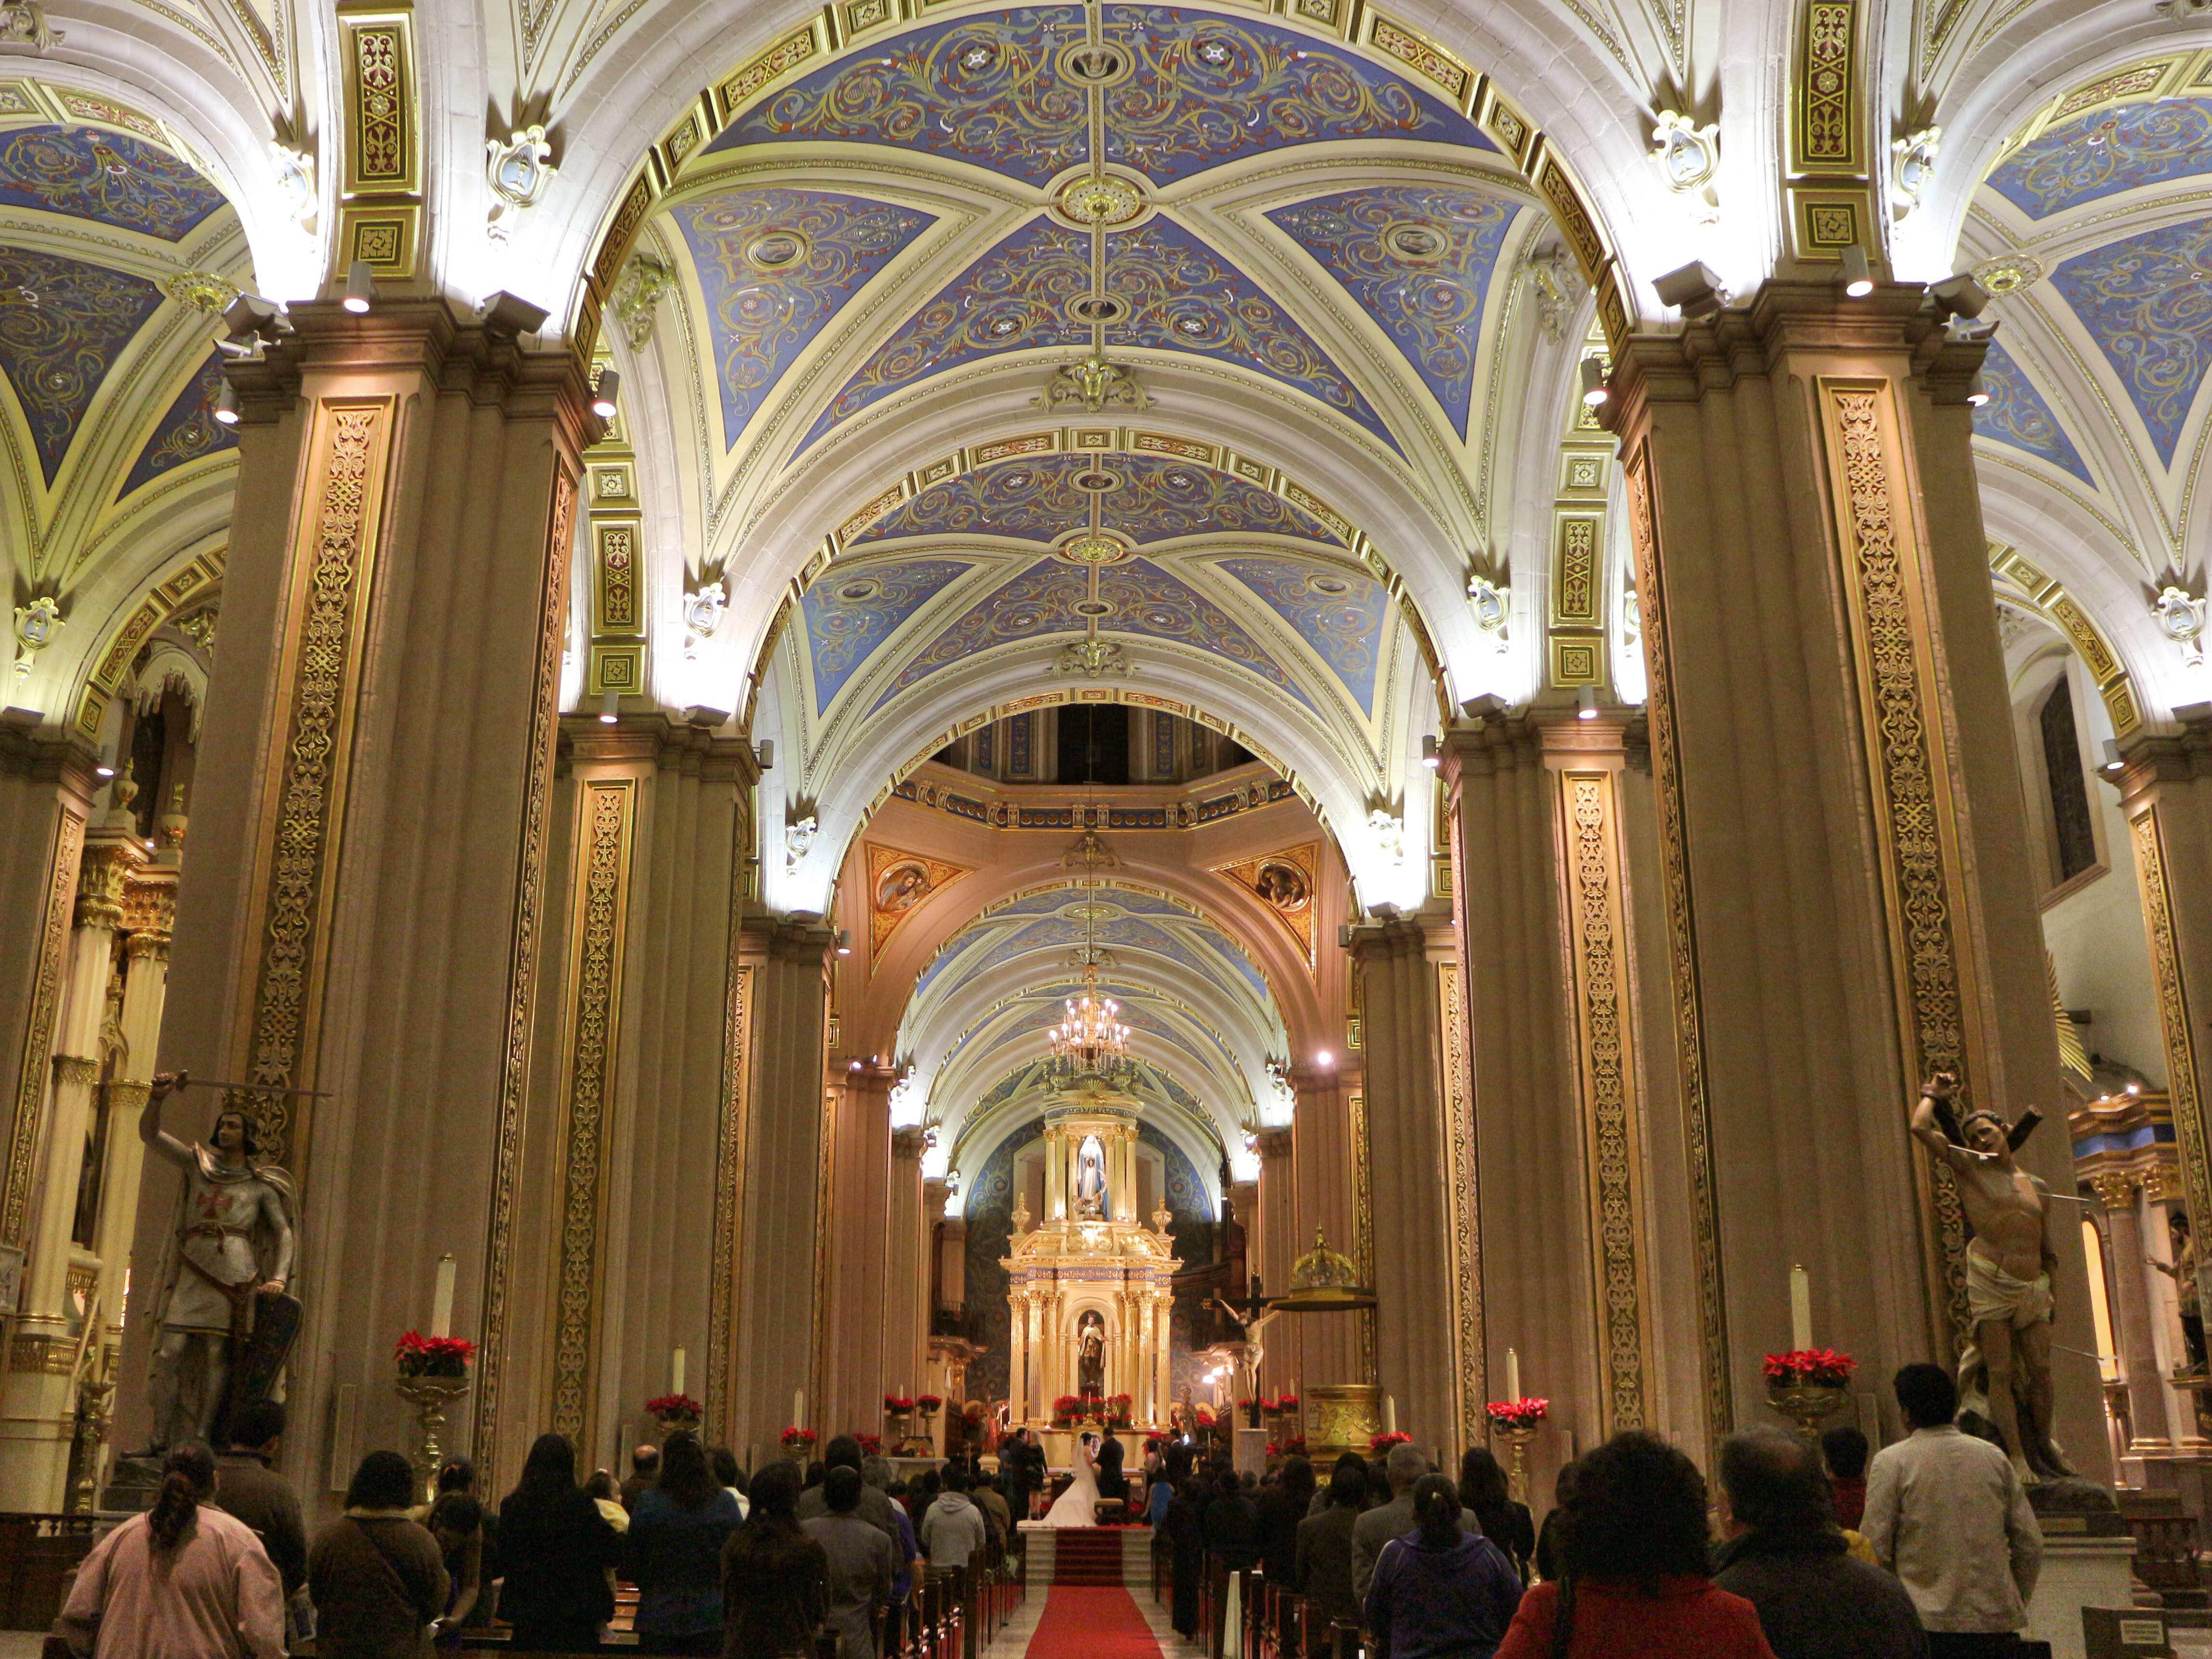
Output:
[60, 1443, 286, 1659]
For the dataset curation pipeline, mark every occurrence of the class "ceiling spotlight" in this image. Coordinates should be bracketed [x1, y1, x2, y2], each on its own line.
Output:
[590, 368, 620, 420]
[1577, 683, 1599, 720]
[1966, 372, 1991, 408]
[1652, 259, 1727, 319]
[94, 741, 116, 780]
[2098, 737, 2126, 781]
[1420, 733, 1440, 768]
[1839, 244, 1875, 298]
[1316, 1049, 1334, 1068]
[1930, 273, 1989, 321]
[213, 383, 240, 426]
[220, 292, 290, 342]
[1578, 356, 1610, 408]
[599, 686, 619, 725]
[837, 929, 852, 957]
[342, 258, 374, 314]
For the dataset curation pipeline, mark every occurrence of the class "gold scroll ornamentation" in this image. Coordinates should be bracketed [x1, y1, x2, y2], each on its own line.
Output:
[1350, 1088, 1375, 1384]
[4, 805, 85, 1247]
[549, 777, 638, 1442]
[1820, 382, 1974, 1349]
[2132, 809, 2212, 1280]
[1564, 773, 1649, 1433]
[810, 1078, 836, 1433]
[474, 468, 578, 1488]
[242, 402, 392, 1161]
[1799, 1, 1857, 168]
[1436, 959, 1484, 1453]
[1619, 444, 1733, 1443]
[707, 958, 755, 1445]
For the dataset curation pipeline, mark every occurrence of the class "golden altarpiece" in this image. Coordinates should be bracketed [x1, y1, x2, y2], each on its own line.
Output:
[1003, 1086, 1179, 1460]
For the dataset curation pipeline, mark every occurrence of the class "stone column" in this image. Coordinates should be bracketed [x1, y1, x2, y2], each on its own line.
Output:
[1348, 912, 1465, 1457]
[106, 299, 593, 1490]
[1113, 1125, 1137, 1225]
[819, 1066, 893, 1436]
[0, 833, 133, 1508]
[2116, 719, 2212, 1335]
[1254, 1127, 1296, 1393]
[1287, 1064, 1361, 1391]
[96, 880, 176, 1348]
[1007, 1290, 1029, 1424]
[720, 914, 833, 1455]
[1606, 288, 2104, 1472]
[2093, 1174, 2173, 1464]
[1045, 1125, 1066, 1222]
[1153, 1290, 1173, 1423]
[884, 1127, 929, 1434]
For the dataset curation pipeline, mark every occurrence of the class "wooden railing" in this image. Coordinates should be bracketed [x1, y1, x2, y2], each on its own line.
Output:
[1165, 1547, 1355, 1659]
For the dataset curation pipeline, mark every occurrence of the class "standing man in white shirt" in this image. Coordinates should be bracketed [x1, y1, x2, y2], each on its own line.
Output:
[1862, 1363, 2042, 1659]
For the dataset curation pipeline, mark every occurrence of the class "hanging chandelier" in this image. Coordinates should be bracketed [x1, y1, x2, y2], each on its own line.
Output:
[1048, 953, 1133, 1087]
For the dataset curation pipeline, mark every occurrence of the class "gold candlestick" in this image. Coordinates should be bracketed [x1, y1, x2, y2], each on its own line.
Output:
[1496, 1424, 1539, 1505]
[395, 1372, 472, 1501]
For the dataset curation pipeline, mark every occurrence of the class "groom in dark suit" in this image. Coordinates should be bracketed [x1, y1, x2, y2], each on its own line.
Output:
[1095, 1427, 1127, 1503]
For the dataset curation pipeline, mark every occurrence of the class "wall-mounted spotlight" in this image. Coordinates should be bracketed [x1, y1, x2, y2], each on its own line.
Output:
[590, 368, 620, 420]
[836, 929, 852, 957]
[342, 258, 374, 314]
[94, 737, 116, 780]
[1839, 245, 1875, 298]
[1578, 356, 1610, 408]
[2098, 737, 2126, 782]
[599, 686, 619, 724]
[1929, 273, 1989, 322]
[213, 383, 241, 426]
[1652, 259, 1727, 319]
[1316, 1049, 1334, 1068]
[1577, 684, 1599, 720]
[755, 738, 775, 771]
[1966, 372, 1990, 408]
[1420, 733, 1440, 768]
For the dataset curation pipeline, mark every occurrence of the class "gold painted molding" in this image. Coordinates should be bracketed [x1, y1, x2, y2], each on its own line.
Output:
[4, 804, 85, 1250]
[1618, 441, 1733, 1446]
[1816, 379, 1978, 1350]
[547, 775, 639, 1443]
[1555, 768, 1652, 1434]
[236, 400, 395, 1165]
[475, 468, 579, 1488]
[1436, 959, 1484, 1451]
[1349, 1086, 1375, 1385]
[707, 958, 756, 1446]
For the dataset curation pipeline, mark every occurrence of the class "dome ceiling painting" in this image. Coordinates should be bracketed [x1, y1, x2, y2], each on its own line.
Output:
[1961, 50, 2212, 573]
[630, 0, 1552, 551]
[897, 879, 1287, 1153]
[0, 88, 248, 600]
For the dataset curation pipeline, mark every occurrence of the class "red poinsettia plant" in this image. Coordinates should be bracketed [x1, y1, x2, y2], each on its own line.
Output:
[1275, 1393, 1300, 1410]
[1369, 1431, 1413, 1454]
[855, 1433, 883, 1457]
[1763, 1348, 1857, 1387]
[1194, 1403, 1218, 1427]
[645, 1392, 702, 1421]
[916, 1394, 944, 1412]
[1265, 1436, 1308, 1458]
[395, 1331, 476, 1378]
[1485, 1397, 1549, 1431]
[780, 1426, 818, 1450]
[1052, 1394, 1084, 1422]
[883, 1393, 916, 1412]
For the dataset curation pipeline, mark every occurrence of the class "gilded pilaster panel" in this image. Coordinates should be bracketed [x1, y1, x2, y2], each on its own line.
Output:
[547, 777, 638, 1442]
[474, 469, 577, 1484]
[1816, 379, 1979, 1347]
[1555, 770, 1653, 1433]
[235, 399, 396, 1165]
[811, 1082, 836, 1434]
[1619, 443, 1733, 1444]
[707, 959, 756, 1446]
[1436, 959, 1483, 1451]
[1349, 1087, 1375, 1384]
[2130, 806, 2212, 1302]
[3, 803, 82, 1248]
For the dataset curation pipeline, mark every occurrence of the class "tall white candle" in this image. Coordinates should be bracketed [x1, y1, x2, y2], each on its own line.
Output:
[1505, 1347, 1521, 1404]
[430, 1254, 456, 1340]
[793, 1389, 806, 1429]
[672, 1348, 685, 1397]
[1383, 1393, 1396, 1435]
[1790, 1264, 1812, 1351]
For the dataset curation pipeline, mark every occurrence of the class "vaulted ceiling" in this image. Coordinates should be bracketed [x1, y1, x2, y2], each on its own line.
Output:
[0, 92, 245, 595]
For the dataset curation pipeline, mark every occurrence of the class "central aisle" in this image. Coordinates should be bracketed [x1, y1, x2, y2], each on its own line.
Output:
[1023, 1584, 1170, 1658]
[998, 1527, 1199, 1659]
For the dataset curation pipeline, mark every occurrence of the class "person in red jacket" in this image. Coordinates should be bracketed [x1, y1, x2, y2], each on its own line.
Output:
[1496, 1432, 1777, 1659]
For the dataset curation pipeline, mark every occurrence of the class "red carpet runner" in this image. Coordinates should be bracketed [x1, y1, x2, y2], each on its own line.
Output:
[1023, 1583, 1164, 1659]
[1048, 1530, 1125, 1584]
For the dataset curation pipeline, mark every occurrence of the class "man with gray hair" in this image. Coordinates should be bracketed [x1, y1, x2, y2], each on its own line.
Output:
[1350, 1443, 1478, 1602]
[1713, 1426, 1926, 1659]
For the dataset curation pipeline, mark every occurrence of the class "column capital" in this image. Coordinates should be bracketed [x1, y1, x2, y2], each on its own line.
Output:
[224, 296, 597, 454]
[740, 910, 836, 966]
[2089, 1172, 2140, 1212]
[75, 836, 141, 931]
[892, 1125, 930, 1161]
[0, 718, 100, 807]
[1254, 1126, 1294, 1161]
[2117, 715, 2212, 812]
[1438, 708, 1541, 785]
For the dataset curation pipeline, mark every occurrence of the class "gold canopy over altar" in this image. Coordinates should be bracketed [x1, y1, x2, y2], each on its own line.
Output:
[1003, 1086, 1180, 1457]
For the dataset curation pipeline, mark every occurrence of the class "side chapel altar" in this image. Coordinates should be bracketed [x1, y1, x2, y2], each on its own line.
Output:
[1004, 1088, 1179, 1462]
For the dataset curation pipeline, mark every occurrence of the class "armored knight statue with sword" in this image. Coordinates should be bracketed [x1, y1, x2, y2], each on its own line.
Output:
[137, 1072, 297, 1453]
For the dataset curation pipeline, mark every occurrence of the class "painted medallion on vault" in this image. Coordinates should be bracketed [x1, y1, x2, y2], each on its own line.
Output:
[1212, 842, 1319, 969]
[868, 842, 973, 962]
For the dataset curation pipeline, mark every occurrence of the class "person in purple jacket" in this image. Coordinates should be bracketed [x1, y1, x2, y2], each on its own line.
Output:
[1365, 1474, 1523, 1659]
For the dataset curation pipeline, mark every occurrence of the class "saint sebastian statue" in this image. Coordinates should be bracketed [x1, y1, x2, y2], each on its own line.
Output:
[139, 1073, 296, 1452]
[1909, 1072, 2070, 1480]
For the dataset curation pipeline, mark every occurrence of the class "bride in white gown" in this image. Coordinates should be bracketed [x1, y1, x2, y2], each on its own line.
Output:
[1042, 1433, 1102, 1527]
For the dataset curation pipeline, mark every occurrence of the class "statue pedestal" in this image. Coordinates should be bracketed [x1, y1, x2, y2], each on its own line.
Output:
[1233, 1428, 1268, 1482]
[2024, 1535, 2136, 1659]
